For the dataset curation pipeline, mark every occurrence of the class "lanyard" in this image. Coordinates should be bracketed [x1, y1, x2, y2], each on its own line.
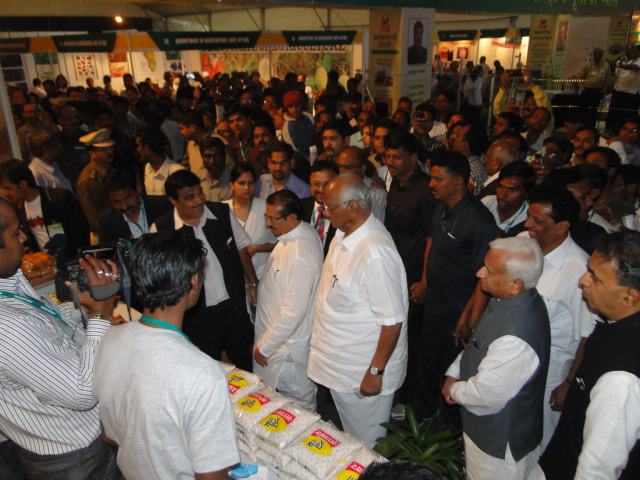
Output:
[139, 315, 192, 344]
[126, 201, 148, 236]
[503, 203, 527, 233]
[0, 290, 78, 332]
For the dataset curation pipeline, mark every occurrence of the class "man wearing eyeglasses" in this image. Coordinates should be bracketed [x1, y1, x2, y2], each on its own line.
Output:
[254, 190, 323, 411]
[410, 151, 496, 426]
[336, 146, 387, 222]
[308, 174, 409, 448]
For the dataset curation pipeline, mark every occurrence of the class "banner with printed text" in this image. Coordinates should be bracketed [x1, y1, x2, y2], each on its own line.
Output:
[528, 15, 557, 76]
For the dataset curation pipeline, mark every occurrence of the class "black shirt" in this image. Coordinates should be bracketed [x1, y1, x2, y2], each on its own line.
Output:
[425, 193, 496, 326]
[384, 168, 434, 284]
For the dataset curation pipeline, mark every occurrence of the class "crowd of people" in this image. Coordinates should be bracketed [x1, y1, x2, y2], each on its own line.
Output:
[0, 59, 639, 480]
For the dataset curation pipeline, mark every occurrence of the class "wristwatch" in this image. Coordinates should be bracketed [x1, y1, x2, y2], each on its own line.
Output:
[369, 366, 384, 375]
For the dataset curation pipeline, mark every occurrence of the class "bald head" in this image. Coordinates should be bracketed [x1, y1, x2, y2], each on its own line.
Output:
[336, 146, 367, 179]
[324, 174, 372, 234]
[485, 141, 518, 176]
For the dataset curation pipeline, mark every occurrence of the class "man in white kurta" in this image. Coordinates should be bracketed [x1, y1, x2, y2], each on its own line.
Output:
[253, 190, 323, 411]
[518, 187, 597, 449]
[308, 174, 408, 448]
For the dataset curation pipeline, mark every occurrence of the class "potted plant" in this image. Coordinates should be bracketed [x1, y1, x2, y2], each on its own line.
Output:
[374, 405, 466, 479]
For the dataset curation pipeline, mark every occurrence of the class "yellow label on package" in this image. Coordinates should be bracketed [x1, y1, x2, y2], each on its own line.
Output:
[303, 429, 341, 456]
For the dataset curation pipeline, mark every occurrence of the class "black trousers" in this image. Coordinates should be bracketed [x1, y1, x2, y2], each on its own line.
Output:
[184, 297, 254, 371]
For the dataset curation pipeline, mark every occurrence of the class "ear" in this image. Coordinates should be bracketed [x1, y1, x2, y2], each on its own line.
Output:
[512, 279, 525, 296]
[169, 196, 178, 208]
[555, 219, 571, 236]
[410, 153, 418, 166]
[345, 137, 350, 146]
[622, 288, 640, 308]
[18, 180, 28, 190]
[189, 272, 200, 292]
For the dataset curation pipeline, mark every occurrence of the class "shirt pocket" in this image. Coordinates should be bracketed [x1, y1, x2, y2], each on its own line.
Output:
[325, 275, 357, 314]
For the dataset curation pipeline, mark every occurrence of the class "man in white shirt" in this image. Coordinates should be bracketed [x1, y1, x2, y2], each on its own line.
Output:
[443, 237, 550, 480]
[308, 174, 408, 448]
[520, 186, 597, 449]
[151, 170, 258, 371]
[95, 230, 239, 480]
[482, 161, 535, 235]
[253, 190, 323, 411]
[28, 129, 73, 192]
[139, 127, 184, 196]
[534, 231, 640, 480]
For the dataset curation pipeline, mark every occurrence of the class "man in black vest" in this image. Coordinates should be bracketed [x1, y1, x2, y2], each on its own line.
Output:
[151, 170, 258, 370]
[442, 237, 550, 479]
[535, 231, 640, 480]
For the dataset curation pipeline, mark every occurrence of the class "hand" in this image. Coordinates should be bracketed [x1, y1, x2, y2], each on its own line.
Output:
[441, 376, 458, 405]
[360, 370, 383, 397]
[246, 284, 257, 307]
[549, 381, 570, 412]
[66, 255, 118, 315]
[409, 281, 427, 303]
[253, 347, 268, 367]
[246, 245, 259, 257]
[453, 321, 472, 348]
[369, 176, 386, 190]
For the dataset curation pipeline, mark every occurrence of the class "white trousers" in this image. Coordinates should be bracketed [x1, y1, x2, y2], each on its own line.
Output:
[330, 390, 394, 449]
[464, 433, 539, 480]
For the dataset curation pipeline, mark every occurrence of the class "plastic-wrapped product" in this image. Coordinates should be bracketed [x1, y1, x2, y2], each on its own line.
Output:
[254, 405, 321, 449]
[234, 387, 292, 432]
[228, 369, 261, 403]
[328, 446, 387, 479]
[282, 423, 363, 479]
[219, 361, 236, 374]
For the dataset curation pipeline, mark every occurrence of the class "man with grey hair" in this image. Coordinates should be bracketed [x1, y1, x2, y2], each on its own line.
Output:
[442, 237, 551, 480]
[308, 174, 408, 448]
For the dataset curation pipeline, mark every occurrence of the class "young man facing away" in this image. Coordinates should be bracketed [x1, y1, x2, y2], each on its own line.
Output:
[94, 230, 239, 480]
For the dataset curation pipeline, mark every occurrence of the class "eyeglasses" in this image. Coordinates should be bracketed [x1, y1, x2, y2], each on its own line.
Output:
[337, 164, 360, 171]
[264, 213, 287, 222]
[324, 201, 350, 211]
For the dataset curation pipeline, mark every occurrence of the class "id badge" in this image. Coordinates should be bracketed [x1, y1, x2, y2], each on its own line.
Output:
[47, 223, 65, 237]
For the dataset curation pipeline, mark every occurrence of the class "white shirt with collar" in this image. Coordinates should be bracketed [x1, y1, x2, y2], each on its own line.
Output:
[481, 196, 528, 233]
[517, 232, 597, 448]
[151, 205, 250, 307]
[308, 214, 408, 395]
[29, 158, 73, 192]
[144, 158, 184, 196]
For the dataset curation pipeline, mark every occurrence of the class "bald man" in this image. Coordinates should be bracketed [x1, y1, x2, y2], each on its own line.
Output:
[308, 175, 408, 448]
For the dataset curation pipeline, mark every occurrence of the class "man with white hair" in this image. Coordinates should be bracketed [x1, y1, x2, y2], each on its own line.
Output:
[308, 174, 408, 448]
[442, 237, 551, 480]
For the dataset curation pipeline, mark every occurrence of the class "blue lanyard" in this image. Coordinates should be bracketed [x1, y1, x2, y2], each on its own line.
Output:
[0, 290, 72, 329]
[139, 315, 192, 344]
[503, 203, 527, 233]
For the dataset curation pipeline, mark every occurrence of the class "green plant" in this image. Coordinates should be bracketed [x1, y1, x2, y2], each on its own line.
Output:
[374, 405, 466, 480]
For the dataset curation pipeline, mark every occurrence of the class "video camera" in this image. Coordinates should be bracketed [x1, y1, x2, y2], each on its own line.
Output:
[57, 239, 134, 302]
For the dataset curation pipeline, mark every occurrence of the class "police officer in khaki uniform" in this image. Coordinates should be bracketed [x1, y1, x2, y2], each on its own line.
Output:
[77, 128, 114, 244]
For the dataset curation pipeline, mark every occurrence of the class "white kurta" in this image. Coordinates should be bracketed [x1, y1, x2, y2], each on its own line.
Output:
[253, 222, 323, 408]
[518, 233, 597, 449]
[308, 214, 409, 395]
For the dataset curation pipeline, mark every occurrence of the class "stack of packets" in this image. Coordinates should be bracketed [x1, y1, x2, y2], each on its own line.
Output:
[225, 366, 387, 480]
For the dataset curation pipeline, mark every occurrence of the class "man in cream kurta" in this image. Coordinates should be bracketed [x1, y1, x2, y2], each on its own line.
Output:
[308, 174, 408, 448]
[253, 190, 323, 411]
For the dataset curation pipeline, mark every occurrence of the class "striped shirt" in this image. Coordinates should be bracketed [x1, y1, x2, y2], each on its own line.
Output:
[0, 271, 111, 455]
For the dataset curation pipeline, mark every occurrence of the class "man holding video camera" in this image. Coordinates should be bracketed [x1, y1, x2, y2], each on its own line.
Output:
[0, 197, 120, 479]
